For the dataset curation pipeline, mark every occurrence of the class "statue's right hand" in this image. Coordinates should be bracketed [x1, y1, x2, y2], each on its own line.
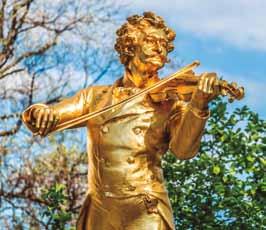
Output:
[31, 107, 59, 137]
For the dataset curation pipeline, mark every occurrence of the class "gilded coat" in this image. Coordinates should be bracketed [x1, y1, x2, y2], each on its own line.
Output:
[22, 78, 209, 229]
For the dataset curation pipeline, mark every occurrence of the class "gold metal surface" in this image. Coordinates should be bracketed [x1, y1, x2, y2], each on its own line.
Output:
[22, 12, 244, 229]
[46, 60, 200, 135]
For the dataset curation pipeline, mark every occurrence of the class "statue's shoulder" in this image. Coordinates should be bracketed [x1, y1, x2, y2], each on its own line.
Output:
[87, 84, 112, 103]
[89, 85, 112, 98]
[86, 85, 113, 110]
[89, 77, 122, 94]
[90, 85, 111, 92]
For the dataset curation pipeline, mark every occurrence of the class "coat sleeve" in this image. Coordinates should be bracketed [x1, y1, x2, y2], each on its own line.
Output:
[167, 100, 210, 160]
[22, 87, 93, 134]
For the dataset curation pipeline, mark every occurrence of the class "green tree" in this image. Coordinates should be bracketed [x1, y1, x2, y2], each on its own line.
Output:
[41, 183, 73, 230]
[163, 98, 266, 229]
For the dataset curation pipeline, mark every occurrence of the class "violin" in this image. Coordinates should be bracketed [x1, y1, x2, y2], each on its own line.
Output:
[148, 71, 244, 103]
[50, 60, 244, 134]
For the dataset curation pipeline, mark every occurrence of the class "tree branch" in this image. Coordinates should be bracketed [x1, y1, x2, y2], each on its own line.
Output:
[0, 0, 7, 39]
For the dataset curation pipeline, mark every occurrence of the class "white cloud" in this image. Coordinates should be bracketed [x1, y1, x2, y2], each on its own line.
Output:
[123, 0, 266, 51]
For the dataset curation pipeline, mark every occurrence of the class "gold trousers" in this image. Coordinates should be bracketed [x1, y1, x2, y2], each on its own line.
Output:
[85, 194, 170, 230]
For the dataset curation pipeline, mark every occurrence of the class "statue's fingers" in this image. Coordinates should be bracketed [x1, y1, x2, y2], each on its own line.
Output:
[39, 110, 48, 136]
[43, 111, 54, 136]
[207, 76, 216, 94]
[31, 108, 39, 120]
[36, 108, 44, 128]
[204, 77, 210, 93]
[202, 75, 209, 93]
[51, 110, 59, 131]
[29, 108, 38, 126]
[198, 73, 206, 91]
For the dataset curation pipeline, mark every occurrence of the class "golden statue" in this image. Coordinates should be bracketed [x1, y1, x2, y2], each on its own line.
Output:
[22, 12, 244, 230]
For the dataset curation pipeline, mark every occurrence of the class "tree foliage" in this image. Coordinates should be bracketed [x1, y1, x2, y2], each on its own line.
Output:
[0, 142, 87, 229]
[0, 0, 122, 228]
[163, 98, 266, 229]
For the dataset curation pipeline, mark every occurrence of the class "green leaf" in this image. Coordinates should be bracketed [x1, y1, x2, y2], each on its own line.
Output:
[246, 155, 255, 162]
[212, 166, 221, 175]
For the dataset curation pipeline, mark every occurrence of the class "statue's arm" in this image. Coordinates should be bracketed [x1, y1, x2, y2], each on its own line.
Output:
[22, 87, 93, 136]
[167, 72, 218, 160]
[168, 101, 210, 160]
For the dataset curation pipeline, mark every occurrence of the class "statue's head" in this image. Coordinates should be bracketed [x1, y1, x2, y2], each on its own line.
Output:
[115, 12, 176, 74]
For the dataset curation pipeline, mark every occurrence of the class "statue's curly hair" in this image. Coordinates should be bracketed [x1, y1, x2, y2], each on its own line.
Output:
[114, 12, 176, 65]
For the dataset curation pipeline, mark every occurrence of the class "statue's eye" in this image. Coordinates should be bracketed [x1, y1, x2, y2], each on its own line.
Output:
[145, 37, 156, 44]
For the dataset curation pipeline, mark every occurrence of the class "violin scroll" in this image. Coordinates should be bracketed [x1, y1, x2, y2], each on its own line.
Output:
[218, 80, 245, 103]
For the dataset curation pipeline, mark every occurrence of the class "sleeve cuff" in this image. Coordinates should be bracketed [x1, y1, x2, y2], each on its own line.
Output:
[187, 103, 210, 119]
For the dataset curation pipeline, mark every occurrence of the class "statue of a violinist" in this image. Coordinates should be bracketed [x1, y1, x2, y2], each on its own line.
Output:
[22, 12, 244, 230]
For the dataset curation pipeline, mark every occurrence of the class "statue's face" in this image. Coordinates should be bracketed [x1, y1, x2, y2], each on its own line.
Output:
[130, 26, 169, 74]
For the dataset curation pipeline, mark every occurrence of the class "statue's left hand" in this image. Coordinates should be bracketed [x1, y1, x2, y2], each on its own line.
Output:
[190, 72, 218, 110]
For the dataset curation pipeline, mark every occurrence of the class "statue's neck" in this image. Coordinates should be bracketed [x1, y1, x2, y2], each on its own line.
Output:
[122, 67, 159, 88]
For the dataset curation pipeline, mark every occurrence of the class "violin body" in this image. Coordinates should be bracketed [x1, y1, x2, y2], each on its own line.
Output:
[149, 73, 198, 102]
[149, 72, 244, 103]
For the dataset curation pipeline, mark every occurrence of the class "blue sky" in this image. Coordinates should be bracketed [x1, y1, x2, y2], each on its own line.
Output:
[117, 0, 266, 119]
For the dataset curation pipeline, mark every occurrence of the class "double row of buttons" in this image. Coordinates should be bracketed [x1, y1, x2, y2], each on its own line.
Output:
[100, 158, 111, 167]
[100, 156, 135, 166]
[100, 125, 143, 135]
[100, 157, 134, 166]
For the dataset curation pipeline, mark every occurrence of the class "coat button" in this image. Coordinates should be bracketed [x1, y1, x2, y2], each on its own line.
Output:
[133, 127, 141, 135]
[127, 185, 136, 191]
[101, 126, 109, 133]
[127, 156, 135, 164]
[105, 160, 111, 167]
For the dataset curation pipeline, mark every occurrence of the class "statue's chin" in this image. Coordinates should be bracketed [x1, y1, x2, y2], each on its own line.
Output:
[145, 57, 165, 68]
[146, 61, 164, 72]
